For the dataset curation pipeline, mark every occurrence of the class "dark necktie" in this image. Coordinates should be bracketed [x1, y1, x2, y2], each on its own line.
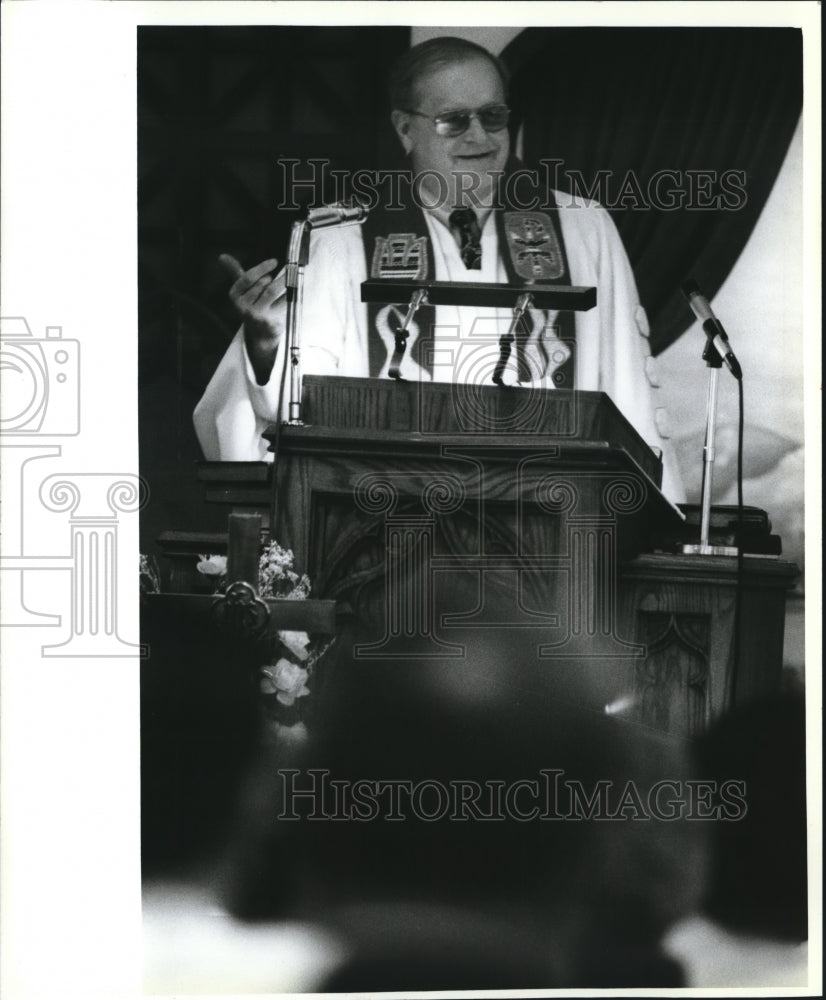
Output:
[448, 207, 482, 270]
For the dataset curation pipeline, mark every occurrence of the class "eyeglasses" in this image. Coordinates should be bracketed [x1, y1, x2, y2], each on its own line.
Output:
[401, 104, 511, 138]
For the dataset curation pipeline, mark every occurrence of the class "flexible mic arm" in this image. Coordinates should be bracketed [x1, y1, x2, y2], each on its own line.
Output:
[493, 292, 534, 386]
[306, 202, 369, 228]
[264, 203, 369, 308]
[389, 288, 428, 380]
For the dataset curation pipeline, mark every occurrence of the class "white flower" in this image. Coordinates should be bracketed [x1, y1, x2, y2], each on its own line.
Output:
[278, 630, 311, 662]
[196, 554, 227, 577]
[261, 658, 310, 706]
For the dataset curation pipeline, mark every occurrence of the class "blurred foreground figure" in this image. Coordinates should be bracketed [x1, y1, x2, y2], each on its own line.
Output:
[664, 692, 809, 987]
[224, 651, 705, 989]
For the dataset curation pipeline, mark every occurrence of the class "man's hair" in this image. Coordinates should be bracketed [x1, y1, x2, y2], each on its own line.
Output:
[388, 36, 510, 111]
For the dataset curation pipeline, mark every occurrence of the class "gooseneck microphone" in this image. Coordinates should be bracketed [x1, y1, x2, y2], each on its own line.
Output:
[681, 279, 742, 380]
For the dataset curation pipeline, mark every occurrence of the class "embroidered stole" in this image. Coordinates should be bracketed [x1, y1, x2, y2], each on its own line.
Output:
[360, 163, 576, 386]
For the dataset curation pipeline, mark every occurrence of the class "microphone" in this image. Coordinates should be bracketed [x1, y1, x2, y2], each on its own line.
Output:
[306, 202, 369, 228]
[681, 279, 742, 379]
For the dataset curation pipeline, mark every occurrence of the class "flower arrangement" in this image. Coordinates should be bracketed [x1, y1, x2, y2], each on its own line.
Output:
[196, 541, 329, 735]
[258, 540, 310, 601]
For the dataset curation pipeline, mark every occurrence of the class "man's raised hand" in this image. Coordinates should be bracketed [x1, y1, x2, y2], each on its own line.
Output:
[219, 253, 285, 324]
[218, 253, 284, 385]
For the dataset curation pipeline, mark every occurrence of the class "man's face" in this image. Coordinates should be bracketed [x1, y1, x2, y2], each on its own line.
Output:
[394, 55, 510, 210]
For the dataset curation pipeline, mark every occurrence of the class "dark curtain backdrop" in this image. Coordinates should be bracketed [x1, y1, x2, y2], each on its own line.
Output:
[503, 28, 803, 356]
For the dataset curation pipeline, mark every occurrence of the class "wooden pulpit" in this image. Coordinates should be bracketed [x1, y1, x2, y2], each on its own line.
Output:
[172, 375, 797, 737]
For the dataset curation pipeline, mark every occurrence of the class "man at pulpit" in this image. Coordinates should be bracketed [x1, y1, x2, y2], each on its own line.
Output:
[193, 35, 684, 501]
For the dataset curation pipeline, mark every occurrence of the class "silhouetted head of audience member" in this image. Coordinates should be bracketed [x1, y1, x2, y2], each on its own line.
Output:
[695, 691, 808, 943]
[223, 648, 705, 988]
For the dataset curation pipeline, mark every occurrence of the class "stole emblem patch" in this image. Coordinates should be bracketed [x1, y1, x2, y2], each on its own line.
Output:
[504, 212, 564, 281]
[371, 233, 429, 280]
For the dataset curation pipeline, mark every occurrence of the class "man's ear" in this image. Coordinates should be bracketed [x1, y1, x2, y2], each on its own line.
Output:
[390, 109, 413, 154]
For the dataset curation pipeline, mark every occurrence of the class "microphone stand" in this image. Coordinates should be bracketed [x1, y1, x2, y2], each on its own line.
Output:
[284, 219, 311, 425]
[389, 287, 428, 380]
[271, 204, 366, 541]
[493, 291, 533, 386]
[681, 333, 738, 556]
[284, 207, 367, 424]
